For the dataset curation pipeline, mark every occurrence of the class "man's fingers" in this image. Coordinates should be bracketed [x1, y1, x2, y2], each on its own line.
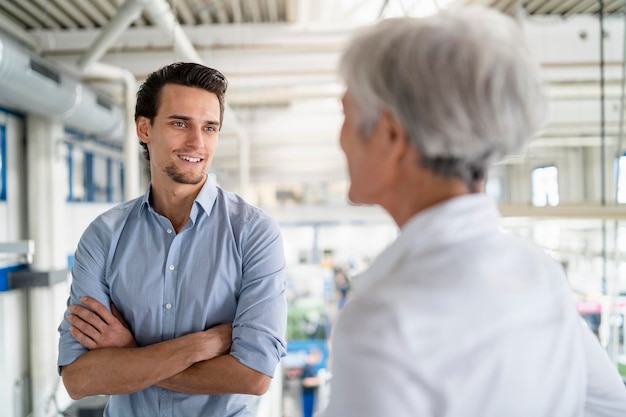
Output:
[111, 302, 121, 318]
[67, 299, 137, 350]
[110, 303, 130, 329]
[69, 303, 106, 332]
[68, 326, 97, 350]
[67, 312, 100, 338]
[80, 296, 115, 325]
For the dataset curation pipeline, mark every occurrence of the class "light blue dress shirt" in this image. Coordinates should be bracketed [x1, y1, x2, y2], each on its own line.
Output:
[58, 178, 287, 417]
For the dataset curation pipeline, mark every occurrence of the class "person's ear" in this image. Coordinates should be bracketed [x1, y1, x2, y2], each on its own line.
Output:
[136, 116, 151, 144]
[380, 110, 408, 164]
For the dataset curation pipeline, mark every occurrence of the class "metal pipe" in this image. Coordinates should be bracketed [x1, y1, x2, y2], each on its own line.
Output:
[77, 0, 144, 70]
[599, 0, 606, 208]
[613, 10, 626, 203]
[82, 62, 140, 200]
[74, 0, 145, 199]
[139, 0, 203, 63]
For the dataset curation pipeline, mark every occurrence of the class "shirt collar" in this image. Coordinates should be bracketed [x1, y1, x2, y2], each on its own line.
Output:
[138, 188, 151, 216]
[137, 175, 218, 219]
[352, 194, 501, 297]
[193, 175, 218, 217]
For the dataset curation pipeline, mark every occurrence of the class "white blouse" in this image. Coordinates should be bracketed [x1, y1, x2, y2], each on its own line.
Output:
[322, 194, 626, 417]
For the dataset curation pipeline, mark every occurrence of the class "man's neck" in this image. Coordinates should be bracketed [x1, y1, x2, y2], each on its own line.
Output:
[150, 176, 206, 233]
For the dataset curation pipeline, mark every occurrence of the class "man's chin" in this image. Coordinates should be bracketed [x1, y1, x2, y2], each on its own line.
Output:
[167, 170, 206, 185]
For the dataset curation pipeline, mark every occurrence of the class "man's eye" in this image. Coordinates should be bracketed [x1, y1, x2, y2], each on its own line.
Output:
[205, 126, 216, 132]
[173, 121, 185, 127]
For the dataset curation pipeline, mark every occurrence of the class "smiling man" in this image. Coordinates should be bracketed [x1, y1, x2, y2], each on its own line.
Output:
[57, 62, 287, 416]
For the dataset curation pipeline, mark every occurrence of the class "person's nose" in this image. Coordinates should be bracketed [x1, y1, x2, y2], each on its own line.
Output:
[186, 126, 205, 149]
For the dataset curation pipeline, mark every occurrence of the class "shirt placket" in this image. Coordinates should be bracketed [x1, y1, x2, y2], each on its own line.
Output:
[161, 225, 180, 417]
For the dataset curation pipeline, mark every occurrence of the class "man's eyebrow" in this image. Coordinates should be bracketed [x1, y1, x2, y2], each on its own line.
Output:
[166, 114, 220, 126]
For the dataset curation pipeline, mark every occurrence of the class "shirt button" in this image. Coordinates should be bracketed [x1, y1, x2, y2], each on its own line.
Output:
[166, 228, 172, 234]
[165, 303, 172, 310]
[169, 265, 175, 271]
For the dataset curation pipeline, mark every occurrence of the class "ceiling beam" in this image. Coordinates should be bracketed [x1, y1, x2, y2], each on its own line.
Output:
[14, 0, 61, 29]
[174, 0, 196, 25]
[33, 0, 77, 28]
[53, 0, 94, 28]
[0, 1, 42, 28]
[73, 0, 109, 26]
[0, 9, 42, 51]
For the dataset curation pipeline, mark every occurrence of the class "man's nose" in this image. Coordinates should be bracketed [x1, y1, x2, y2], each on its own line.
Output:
[186, 126, 205, 148]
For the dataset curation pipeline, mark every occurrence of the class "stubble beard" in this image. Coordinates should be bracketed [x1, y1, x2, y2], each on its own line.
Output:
[165, 164, 206, 185]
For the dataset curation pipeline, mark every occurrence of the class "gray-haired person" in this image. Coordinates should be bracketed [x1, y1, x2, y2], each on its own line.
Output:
[322, 6, 626, 417]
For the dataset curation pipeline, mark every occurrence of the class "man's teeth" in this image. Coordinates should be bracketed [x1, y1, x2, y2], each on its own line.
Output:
[180, 156, 201, 163]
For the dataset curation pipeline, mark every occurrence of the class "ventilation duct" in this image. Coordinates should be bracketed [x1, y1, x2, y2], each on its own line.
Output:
[0, 34, 123, 138]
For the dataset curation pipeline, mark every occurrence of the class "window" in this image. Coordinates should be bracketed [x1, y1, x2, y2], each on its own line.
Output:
[531, 165, 559, 207]
[67, 144, 85, 202]
[66, 142, 124, 203]
[92, 154, 120, 203]
[617, 155, 626, 204]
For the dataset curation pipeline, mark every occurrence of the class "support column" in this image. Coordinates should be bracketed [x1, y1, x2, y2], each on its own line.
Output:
[25, 114, 70, 417]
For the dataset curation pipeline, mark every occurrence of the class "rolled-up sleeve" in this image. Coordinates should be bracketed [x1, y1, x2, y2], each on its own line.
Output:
[230, 212, 287, 377]
[57, 218, 112, 374]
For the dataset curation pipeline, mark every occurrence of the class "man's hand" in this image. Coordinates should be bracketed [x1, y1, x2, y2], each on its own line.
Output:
[67, 296, 233, 358]
[62, 302, 235, 399]
[200, 323, 233, 358]
[67, 296, 137, 350]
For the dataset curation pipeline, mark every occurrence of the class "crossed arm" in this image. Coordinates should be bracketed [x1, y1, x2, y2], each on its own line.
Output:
[61, 297, 270, 400]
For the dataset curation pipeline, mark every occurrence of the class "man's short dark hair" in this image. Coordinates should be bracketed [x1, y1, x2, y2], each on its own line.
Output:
[135, 62, 228, 160]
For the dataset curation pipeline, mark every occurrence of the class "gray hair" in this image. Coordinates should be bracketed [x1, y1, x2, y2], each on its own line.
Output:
[338, 6, 547, 190]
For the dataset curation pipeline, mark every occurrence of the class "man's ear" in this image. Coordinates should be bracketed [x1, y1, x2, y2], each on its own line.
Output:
[136, 116, 151, 144]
